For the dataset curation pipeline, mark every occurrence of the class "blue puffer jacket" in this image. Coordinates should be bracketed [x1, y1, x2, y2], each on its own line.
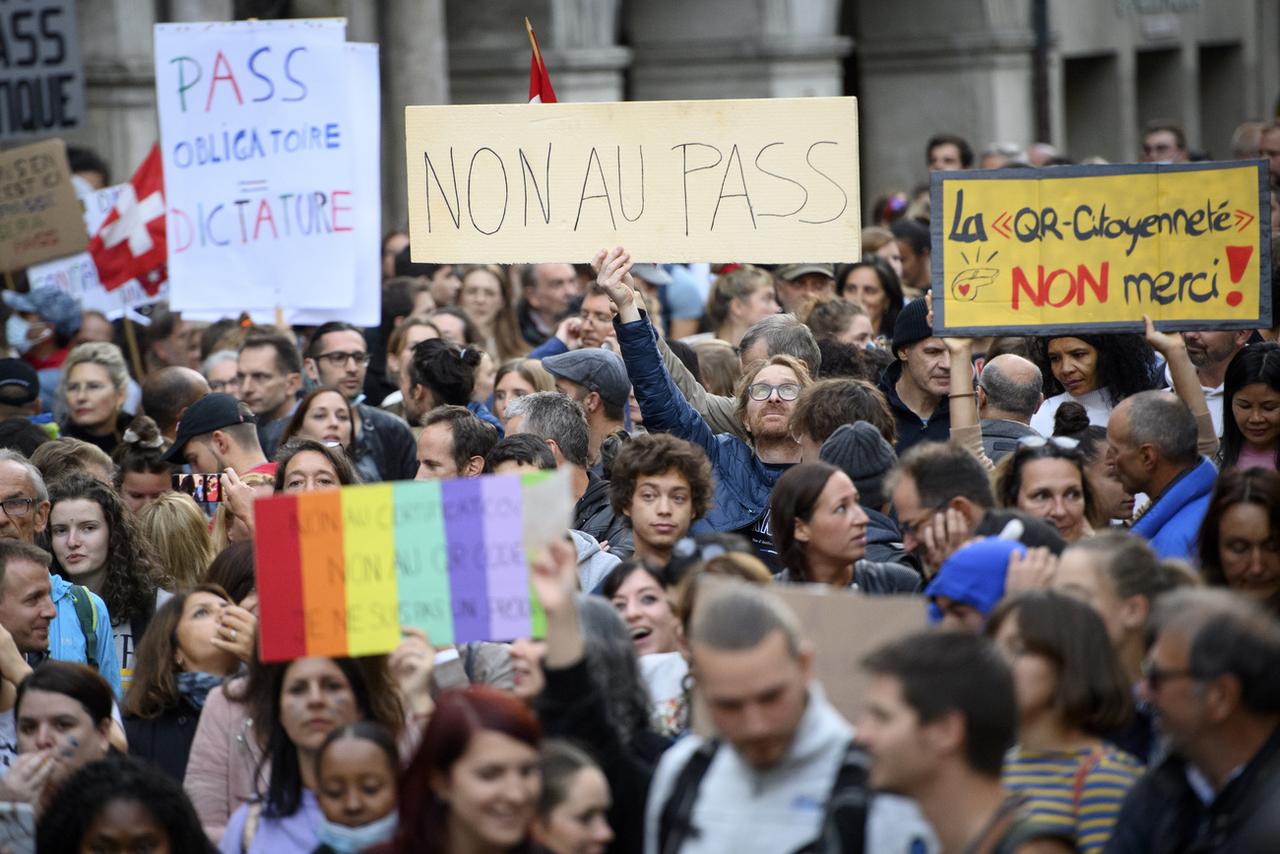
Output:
[615, 314, 784, 534]
[1130, 457, 1217, 560]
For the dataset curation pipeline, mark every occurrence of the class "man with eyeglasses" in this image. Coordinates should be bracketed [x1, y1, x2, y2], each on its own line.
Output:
[303, 321, 418, 482]
[600, 247, 807, 569]
[886, 441, 995, 576]
[1107, 588, 1280, 852]
[1140, 122, 1189, 164]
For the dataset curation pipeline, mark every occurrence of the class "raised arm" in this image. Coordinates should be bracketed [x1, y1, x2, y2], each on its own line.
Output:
[1145, 316, 1219, 457]
[598, 247, 724, 462]
[929, 292, 992, 469]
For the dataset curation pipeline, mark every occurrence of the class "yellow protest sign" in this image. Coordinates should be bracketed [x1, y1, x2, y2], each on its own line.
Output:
[404, 97, 860, 263]
[932, 162, 1271, 333]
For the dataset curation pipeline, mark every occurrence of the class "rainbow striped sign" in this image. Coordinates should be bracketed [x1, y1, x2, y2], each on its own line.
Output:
[253, 470, 573, 662]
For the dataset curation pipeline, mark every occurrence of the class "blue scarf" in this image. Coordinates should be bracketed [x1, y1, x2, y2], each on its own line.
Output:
[176, 671, 224, 710]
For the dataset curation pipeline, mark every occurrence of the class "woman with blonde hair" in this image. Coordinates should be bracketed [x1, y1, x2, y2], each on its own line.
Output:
[704, 265, 780, 348]
[492, 357, 556, 423]
[59, 341, 132, 455]
[137, 492, 215, 590]
[210, 472, 275, 551]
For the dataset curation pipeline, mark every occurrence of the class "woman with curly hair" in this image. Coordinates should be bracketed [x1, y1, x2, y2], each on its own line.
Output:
[48, 473, 169, 694]
[1030, 332, 1159, 433]
[38, 754, 216, 854]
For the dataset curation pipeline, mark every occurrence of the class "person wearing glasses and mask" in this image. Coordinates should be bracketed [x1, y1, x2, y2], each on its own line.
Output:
[303, 322, 418, 482]
[598, 247, 809, 569]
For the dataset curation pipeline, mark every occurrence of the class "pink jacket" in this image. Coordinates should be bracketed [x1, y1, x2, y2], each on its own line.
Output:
[183, 680, 265, 843]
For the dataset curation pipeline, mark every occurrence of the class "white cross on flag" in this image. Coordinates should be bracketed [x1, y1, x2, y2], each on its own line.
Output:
[88, 144, 167, 295]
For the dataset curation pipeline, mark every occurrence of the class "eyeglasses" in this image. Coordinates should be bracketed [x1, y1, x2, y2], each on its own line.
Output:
[898, 504, 946, 539]
[208, 378, 241, 394]
[0, 497, 36, 519]
[1141, 659, 1198, 691]
[1017, 435, 1080, 451]
[315, 351, 370, 368]
[747, 382, 801, 402]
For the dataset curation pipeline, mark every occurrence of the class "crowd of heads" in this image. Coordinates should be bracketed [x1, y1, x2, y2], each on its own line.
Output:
[0, 121, 1272, 852]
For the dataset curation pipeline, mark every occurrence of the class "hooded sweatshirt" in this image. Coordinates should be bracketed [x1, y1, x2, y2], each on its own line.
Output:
[570, 528, 622, 592]
[644, 683, 936, 854]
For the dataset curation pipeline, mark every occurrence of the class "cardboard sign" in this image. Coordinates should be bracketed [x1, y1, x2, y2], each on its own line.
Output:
[0, 0, 85, 140]
[252, 470, 573, 662]
[405, 97, 861, 264]
[154, 19, 378, 313]
[772, 586, 927, 725]
[0, 137, 86, 270]
[931, 161, 1273, 334]
[27, 182, 168, 317]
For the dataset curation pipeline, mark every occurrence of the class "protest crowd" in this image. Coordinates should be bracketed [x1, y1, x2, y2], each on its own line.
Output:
[2, 13, 1280, 854]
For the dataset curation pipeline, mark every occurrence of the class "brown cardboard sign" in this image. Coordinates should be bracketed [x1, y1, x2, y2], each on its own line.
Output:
[405, 97, 861, 264]
[773, 586, 928, 725]
[0, 138, 88, 271]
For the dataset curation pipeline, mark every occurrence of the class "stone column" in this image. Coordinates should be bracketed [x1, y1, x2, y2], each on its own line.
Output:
[68, 0, 170, 181]
[446, 0, 630, 104]
[380, 0, 451, 232]
[626, 0, 851, 100]
[855, 1, 1036, 204]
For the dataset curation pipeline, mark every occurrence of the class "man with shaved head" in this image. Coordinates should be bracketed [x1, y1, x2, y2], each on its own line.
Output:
[977, 354, 1043, 462]
[141, 367, 210, 443]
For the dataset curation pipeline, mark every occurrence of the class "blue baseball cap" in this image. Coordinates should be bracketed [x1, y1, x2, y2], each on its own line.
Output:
[924, 537, 1026, 624]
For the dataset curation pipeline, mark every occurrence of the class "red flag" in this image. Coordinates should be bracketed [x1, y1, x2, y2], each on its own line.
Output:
[87, 144, 167, 295]
[526, 17, 557, 104]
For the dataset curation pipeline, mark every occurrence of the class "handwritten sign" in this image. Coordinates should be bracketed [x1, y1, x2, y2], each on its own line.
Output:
[27, 182, 168, 317]
[0, 137, 85, 270]
[154, 19, 377, 312]
[931, 162, 1272, 334]
[405, 97, 861, 264]
[0, 0, 84, 140]
[253, 469, 573, 662]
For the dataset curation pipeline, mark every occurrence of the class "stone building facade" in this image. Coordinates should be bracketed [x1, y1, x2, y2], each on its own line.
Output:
[61, 0, 1279, 234]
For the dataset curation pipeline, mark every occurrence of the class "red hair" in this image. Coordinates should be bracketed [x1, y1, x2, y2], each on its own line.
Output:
[390, 686, 542, 854]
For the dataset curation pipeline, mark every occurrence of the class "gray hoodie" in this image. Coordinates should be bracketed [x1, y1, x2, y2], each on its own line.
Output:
[573, 528, 622, 592]
[644, 683, 936, 854]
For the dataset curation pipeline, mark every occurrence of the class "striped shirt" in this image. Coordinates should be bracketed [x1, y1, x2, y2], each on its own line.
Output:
[1002, 744, 1144, 853]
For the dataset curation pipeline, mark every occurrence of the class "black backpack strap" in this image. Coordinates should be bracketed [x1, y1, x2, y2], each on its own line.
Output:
[657, 738, 720, 854]
[794, 741, 872, 854]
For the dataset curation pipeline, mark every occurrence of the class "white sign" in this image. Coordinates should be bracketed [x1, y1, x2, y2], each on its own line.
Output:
[0, 0, 85, 140]
[27, 183, 168, 318]
[154, 19, 376, 313]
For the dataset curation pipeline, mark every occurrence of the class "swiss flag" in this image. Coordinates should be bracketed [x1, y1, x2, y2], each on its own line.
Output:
[526, 17, 557, 104]
[87, 144, 167, 295]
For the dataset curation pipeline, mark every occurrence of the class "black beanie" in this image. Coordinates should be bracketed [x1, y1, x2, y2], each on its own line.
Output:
[819, 422, 898, 510]
[892, 297, 932, 352]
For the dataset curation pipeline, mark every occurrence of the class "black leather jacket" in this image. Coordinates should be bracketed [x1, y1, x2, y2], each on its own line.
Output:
[775, 560, 923, 593]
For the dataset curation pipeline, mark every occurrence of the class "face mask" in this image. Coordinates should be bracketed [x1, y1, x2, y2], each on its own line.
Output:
[7, 315, 32, 354]
[315, 810, 398, 854]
